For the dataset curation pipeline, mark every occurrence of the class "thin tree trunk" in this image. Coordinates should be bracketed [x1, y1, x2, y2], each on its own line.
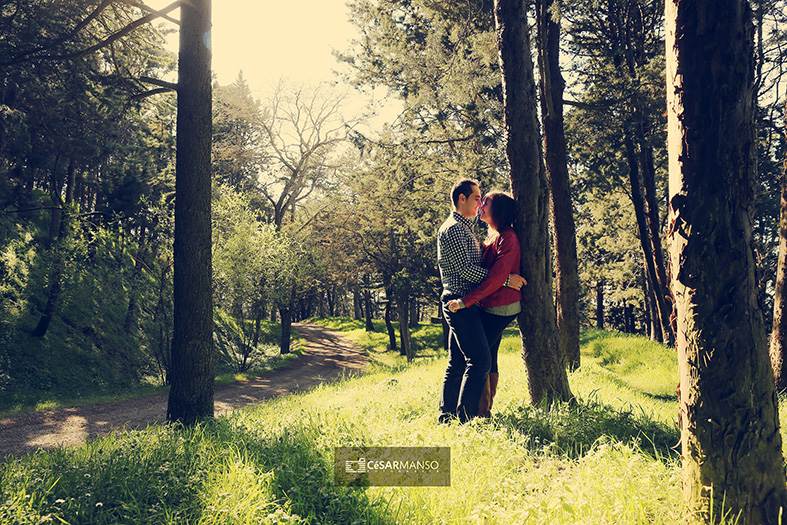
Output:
[252, 313, 261, 348]
[409, 299, 419, 328]
[327, 287, 335, 316]
[637, 126, 673, 310]
[364, 289, 375, 332]
[353, 287, 363, 320]
[384, 297, 397, 352]
[33, 159, 75, 338]
[494, 0, 572, 406]
[666, 1, 787, 521]
[595, 279, 604, 330]
[536, 0, 580, 370]
[770, 98, 787, 392]
[635, 120, 675, 346]
[167, 0, 214, 425]
[124, 226, 148, 333]
[397, 295, 413, 360]
[279, 305, 291, 355]
[625, 134, 669, 344]
[155, 261, 173, 385]
[642, 267, 654, 339]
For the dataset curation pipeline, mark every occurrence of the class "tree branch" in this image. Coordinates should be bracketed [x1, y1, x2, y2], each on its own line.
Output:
[123, 0, 181, 25]
[3, 1, 182, 66]
[131, 87, 176, 99]
[139, 75, 178, 91]
[0, 0, 114, 66]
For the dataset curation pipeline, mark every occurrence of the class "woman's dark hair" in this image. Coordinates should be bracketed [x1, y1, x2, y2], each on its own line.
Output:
[486, 191, 517, 231]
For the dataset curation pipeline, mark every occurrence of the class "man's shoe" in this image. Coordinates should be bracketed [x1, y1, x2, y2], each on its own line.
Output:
[438, 412, 457, 424]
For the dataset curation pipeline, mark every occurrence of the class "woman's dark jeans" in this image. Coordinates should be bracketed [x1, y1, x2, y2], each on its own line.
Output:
[480, 309, 518, 375]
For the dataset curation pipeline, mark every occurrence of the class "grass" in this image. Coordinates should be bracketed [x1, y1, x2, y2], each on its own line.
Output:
[0, 317, 763, 524]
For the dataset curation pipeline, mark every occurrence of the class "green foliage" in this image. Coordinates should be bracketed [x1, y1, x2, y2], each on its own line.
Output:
[0, 322, 694, 524]
[0, 221, 158, 408]
[341, 0, 505, 184]
[212, 73, 265, 192]
[563, 0, 667, 331]
[573, 187, 643, 326]
[214, 183, 319, 305]
[213, 311, 295, 375]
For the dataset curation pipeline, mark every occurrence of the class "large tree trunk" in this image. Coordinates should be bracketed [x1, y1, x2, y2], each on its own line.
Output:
[494, 0, 572, 406]
[536, 0, 580, 370]
[167, 0, 214, 426]
[666, 1, 787, 522]
[770, 99, 787, 392]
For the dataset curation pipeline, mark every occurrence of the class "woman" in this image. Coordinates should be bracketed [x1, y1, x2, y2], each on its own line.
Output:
[447, 191, 523, 417]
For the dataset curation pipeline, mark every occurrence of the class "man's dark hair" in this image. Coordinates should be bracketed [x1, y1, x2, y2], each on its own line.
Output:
[451, 178, 479, 207]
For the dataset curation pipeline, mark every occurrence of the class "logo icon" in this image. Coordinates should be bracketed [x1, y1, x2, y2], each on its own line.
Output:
[345, 458, 366, 474]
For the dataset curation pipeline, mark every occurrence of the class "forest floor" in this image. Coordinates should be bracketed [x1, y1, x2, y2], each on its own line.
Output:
[0, 323, 368, 459]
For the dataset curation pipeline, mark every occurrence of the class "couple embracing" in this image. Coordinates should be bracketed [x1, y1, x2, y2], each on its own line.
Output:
[437, 178, 525, 423]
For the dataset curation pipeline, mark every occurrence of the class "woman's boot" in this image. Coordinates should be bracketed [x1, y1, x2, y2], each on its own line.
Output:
[478, 376, 492, 417]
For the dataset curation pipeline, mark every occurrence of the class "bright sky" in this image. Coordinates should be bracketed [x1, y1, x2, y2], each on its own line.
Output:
[210, 0, 355, 87]
[146, 0, 396, 128]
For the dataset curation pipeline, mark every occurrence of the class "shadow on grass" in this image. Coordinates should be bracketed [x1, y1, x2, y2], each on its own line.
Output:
[579, 327, 614, 348]
[0, 418, 398, 524]
[496, 396, 680, 462]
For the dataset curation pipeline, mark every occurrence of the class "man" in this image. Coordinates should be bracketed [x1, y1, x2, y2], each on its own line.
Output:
[437, 178, 523, 422]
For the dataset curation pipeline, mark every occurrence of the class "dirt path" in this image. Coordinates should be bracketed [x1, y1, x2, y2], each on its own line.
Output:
[0, 323, 367, 460]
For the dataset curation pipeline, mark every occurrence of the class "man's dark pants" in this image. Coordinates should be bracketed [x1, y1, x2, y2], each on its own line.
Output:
[439, 298, 491, 422]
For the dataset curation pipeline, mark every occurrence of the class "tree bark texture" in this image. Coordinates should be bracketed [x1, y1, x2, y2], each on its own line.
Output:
[397, 296, 413, 361]
[279, 305, 291, 355]
[536, 0, 580, 369]
[770, 98, 787, 392]
[666, 1, 787, 522]
[642, 266, 655, 339]
[596, 279, 604, 330]
[637, 132, 675, 346]
[494, 0, 572, 405]
[167, 0, 214, 425]
[625, 134, 669, 344]
[384, 298, 398, 352]
[364, 289, 375, 332]
[635, 119, 675, 344]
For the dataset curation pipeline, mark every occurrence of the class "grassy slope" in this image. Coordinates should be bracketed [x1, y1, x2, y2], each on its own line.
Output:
[2, 318, 776, 524]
